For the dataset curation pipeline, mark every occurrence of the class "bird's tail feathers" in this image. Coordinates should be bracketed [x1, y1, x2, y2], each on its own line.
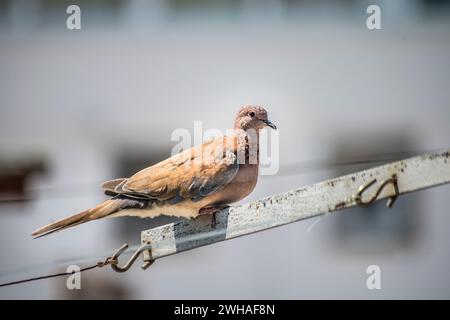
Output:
[31, 199, 124, 238]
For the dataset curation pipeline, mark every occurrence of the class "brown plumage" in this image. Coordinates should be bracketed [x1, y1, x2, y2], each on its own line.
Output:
[31, 105, 277, 237]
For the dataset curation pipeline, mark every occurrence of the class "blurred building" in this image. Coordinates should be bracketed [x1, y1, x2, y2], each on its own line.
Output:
[0, 0, 450, 299]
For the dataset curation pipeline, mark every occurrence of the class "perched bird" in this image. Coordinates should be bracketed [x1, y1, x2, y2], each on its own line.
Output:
[32, 105, 277, 238]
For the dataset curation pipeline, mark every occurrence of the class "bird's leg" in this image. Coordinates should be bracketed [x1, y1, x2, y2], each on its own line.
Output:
[211, 212, 217, 229]
[198, 205, 229, 228]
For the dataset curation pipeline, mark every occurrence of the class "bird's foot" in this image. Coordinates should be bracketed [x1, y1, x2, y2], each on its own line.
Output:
[211, 213, 217, 229]
[198, 205, 229, 228]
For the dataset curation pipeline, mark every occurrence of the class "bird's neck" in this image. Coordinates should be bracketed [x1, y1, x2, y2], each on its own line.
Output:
[234, 128, 260, 166]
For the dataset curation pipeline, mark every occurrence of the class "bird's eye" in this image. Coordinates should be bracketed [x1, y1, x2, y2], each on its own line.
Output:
[249, 112, 255, 118]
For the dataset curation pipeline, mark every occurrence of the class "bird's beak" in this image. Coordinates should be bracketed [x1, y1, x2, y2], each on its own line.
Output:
[263, 119, 277, 130]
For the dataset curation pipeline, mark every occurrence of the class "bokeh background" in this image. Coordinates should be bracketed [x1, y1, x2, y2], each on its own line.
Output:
[1, 0, 450, 299]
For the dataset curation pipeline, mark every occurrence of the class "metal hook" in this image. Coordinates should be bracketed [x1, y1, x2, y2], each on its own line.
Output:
[354, 174, 399, 208]
[104, 243, 155, 273]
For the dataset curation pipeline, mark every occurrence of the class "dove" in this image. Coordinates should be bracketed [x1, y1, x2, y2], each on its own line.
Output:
[31, 105, 277, 237]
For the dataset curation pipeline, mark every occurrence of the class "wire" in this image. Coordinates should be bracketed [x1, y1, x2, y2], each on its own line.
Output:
[276, 149, 434, 177]
[0, 148, 437, 203]
[0, 264, 98, 288]
[0, 244, 141, 288]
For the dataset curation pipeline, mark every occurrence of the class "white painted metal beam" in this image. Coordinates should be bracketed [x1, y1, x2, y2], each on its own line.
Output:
[141, 150, 450, 262]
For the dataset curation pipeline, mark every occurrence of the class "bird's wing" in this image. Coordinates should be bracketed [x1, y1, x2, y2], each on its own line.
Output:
[107, 136, 239, 202]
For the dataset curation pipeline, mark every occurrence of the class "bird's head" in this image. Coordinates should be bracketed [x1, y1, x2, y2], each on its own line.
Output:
[234, 105, 277, 131]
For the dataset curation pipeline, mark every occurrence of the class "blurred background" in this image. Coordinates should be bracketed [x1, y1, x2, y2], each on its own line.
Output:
[1, 0, 450, 299]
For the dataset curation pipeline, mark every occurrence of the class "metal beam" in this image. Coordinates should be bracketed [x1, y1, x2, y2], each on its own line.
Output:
[141, 149, 450, 261]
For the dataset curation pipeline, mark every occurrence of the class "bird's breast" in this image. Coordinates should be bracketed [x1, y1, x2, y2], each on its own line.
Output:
[208, 164, 258, 205]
